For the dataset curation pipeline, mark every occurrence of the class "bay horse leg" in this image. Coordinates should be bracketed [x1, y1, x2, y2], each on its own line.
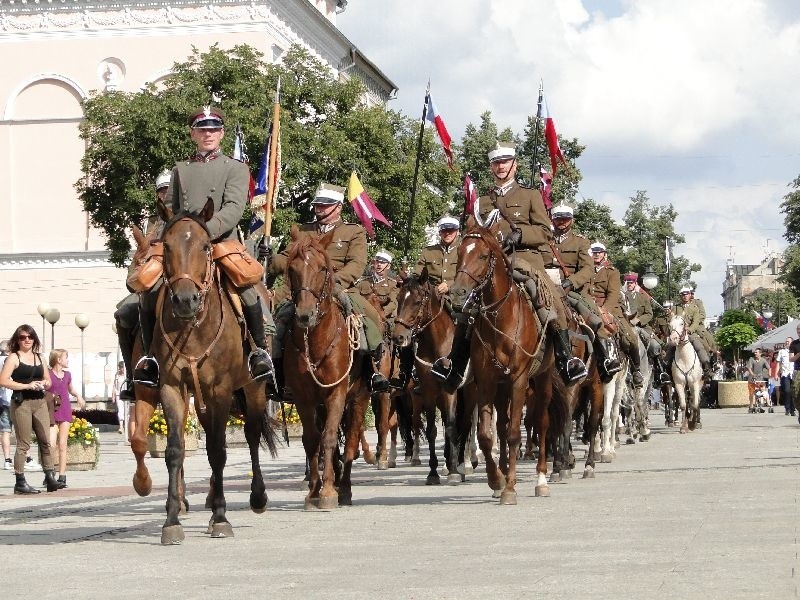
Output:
[410, 391, 423, 466]
[523, 390, 536, 460]
[583, 378, 604, 479]
[469, 401, 479, 470]
[373, 392, 391, 469]
[131, 392, 157, 496]
[477, 401, 504, 497]
[204, 402, 234, 539]
[297, 402, 321, 509]
[160, 386, 188, 545]
[339, 389, 368, 506]
[319, 389, 347, 510]
[500, 380, 526, 505]
[360, 429, 376, 465]
[388, 396, 399, 468]
[439, 389, 461, 482]
[532, 374, 553, 498]
[424, 401, 440, 485]
[495, 394, 510, 477]
[243, 386, 268, 513]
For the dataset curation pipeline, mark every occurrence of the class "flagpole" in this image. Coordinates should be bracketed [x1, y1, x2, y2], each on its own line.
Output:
[531, 80, 543, 188]
[264, 75, 280, 244]
[665, 236, 672, 304]
[404, 80, 430, 260]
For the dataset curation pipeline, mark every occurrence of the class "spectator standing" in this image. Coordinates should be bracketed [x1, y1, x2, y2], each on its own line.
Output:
[0, 341, 12, 469]
[745, 349, 770, 413]
[788, 325, 800, 421]
[111, 361, 128, 436]
[48, 349, 85, 488]
[777, 338, 794, 416]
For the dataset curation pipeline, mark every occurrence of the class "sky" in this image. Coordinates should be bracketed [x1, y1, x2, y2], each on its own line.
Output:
[337, 0, 800, 317]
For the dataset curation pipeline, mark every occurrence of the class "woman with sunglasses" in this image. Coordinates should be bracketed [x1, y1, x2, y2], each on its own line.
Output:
[0, 325, 61, 494]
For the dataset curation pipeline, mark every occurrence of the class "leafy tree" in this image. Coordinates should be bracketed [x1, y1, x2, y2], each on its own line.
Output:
[741, 288, 799, 329]
[77, 44, 456, 266]
[572, 199, 626, 259]
[457, 111, 516, 195]
[780, 176, 800, 296]
[719, 308, 759, 329]
[519, 115, 585, 204]
[715, 322, 758, 362]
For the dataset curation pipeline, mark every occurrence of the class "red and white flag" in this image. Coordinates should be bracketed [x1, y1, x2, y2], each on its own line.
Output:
[541, 93, 569, 176]
[463, 174, 478, 219]
[425, 92, 454, 170]
[539, 167, 553, 211]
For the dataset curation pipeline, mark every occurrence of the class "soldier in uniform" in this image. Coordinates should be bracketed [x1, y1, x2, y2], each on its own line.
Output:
[583, 243, 644, 386]
[356, 250, 399, 324]
[134, 107, 274, 388]
[669, 285, 714, 378]
[623, 272, 670, 384]
[266, 183, 391, 395]
[433, 142, 587, 390]
[414, 215, 461, 294]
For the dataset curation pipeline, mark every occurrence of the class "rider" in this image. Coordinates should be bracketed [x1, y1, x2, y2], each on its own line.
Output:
[623, 272, 670, 385]
[583, 243, 644, 386]
[355, 250, 399, 324]
[133, 106, 275, 388]
[543, 203, 621, 380]
[433, 142, 587, 390]
[669, 285, 715, 380]
[266, 183, 391, 396]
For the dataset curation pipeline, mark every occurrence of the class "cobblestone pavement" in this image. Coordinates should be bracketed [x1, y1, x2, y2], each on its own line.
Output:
[2, 408, 798, 599]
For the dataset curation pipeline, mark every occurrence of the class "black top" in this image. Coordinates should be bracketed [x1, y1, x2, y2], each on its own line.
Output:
[11, 353, 44, 400]
[790, 339, 800, 371]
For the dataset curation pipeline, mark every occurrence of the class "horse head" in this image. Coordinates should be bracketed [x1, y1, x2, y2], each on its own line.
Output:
[450, 216, 505, 312]
[669, 315, 687, 346]
[392, 270, 433, 348]
[286, 225, 334, 329]
[157, 197, 215, 320]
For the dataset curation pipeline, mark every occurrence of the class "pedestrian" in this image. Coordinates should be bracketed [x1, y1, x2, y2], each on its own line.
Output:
[0, 325, 61, 493]
[788, 325, 800, 421]
[0, 340, 12, 469]
[777, 338, 794, 416]
[745, 348, 770, 413]
[111, 361, 128, 435]
[48, 349, 85, 488]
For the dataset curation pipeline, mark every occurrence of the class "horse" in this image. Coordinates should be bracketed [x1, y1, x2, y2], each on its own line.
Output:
[282, 226, 370, 509]
[450, 219, 560, 503]
[131, 199, 279, 545]
[621, 333, 653, 444]
[668, 315, 703, 433]
[599, 354, 629, 463]
[392, 272, 474, 485]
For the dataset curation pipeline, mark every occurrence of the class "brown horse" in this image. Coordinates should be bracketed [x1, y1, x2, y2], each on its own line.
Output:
[283, 226, 370, 509]
[450, 219, 558, 503]
[130, 199, 279, 544]
[392, 271, 474, 485]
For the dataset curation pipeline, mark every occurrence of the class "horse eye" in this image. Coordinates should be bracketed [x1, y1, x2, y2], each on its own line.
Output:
[480, 254, 489, 260]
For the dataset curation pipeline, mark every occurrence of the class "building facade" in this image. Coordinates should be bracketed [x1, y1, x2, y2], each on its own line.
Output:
[721, 254, 785, 312]
[0, 0, 395, 396]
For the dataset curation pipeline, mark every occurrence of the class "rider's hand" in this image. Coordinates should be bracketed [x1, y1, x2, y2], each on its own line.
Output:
[561, 278, 573, 291]
[505, 229, 522, 249]
[436, 282, 449, 295]
[257, 240, 272, 262]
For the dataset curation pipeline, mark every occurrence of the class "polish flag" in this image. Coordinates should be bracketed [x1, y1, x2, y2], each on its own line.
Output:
[541, 94, 569, 176]
[425, 92, 454, 170]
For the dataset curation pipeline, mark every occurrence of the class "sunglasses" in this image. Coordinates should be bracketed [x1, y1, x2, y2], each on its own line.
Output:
[18, 334, 33, 340]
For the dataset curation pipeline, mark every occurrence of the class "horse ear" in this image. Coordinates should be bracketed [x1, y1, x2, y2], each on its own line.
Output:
[419, 267, 429, 285]
[465, 215, 476, 230]
[201, 197, 215, 223]
[290, 224, 300, 241]
[131, 224, 146, 249]
[156, 197, 173, 224]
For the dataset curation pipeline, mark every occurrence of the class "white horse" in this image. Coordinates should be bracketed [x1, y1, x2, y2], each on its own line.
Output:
[623, 333, 652, 444]
[668, 315, 703, 433]
[599, 347, 629, 463]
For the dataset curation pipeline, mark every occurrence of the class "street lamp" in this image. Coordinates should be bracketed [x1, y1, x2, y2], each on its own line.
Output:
[37, 303, 50, 356]
[641, 266, 659, 291]
[762, 306, 773, 330]
[45, 308, 60, 349]
[75, 314, 90, 399]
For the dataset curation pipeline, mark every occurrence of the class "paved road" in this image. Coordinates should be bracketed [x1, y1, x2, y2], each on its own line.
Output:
[2, 408, 798, 599]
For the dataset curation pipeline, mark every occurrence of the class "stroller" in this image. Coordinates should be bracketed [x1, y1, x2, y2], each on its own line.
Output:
[753, 381, 772, 413]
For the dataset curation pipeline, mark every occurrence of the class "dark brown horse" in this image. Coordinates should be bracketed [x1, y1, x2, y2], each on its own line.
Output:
[450, 219, 559, 503]
[283, 226, 370, 509]
[392, 271, 473, 485]
[130, 199, 279, 544]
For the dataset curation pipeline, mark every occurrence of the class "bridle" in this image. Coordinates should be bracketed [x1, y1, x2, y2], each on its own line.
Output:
[455, 231, 511, 315]
[291, 264, 331, 321]
[162, 217, 214, 319]
[669, 316, 689, 346]
[394, 281, 443, 339]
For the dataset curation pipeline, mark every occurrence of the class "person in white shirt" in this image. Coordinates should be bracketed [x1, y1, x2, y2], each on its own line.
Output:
[777, 337, 794, 416]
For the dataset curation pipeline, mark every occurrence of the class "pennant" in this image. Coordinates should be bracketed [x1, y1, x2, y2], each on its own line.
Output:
[425, 92, 454, 170]
[539, 167, 553, 212]
[463, 174, 478, 219]
[347, 171, 392, 239]
[233, 125, 256, 202]
[540, 93, 569, 176]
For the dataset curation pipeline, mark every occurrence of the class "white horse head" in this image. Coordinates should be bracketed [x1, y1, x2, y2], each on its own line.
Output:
[669, 315, 687, 346]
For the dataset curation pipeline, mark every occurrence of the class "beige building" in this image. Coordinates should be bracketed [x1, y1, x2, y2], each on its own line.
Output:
[721, 254, 785, 312]
[0, 0, 395, 396]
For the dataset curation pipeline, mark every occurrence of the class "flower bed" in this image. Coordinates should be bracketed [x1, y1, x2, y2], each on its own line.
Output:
[66, 418, 99, 470]
[147, 410, 200, 458]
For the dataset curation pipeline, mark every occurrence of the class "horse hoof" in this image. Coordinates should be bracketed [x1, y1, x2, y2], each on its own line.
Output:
[426, 473, 441, 486]
[304, 497, 320, 511]
[133, 473, 152, 497]
[640, 434, 650, 442]
[377, 460, 389, 470]
[250, 492, 268, 513]
[549, 471, 560, 484]
[522, 451, 535, 461]
[560, 469, 572, 481]
[696, 422, 703, 429]
[471, 458, 479, 470]
[363, 452, 377, 465]
[614, 440, 620, 449]
[338, 493, 352, 506]
[210, 521, 234, 538]
[388, 459, 396, 469]
[601, 452, 613, 463]
[626, 438, 635, 445]
[411, 458, 422, 466]
[160, 525, 185, 545]
[447, 473, 461, 485]
[499, 490, 517, 505]
[534, 484, 551, 497]
[464, 464, 474, 475]
[318, 495, 338, 510]
[492, 488, 503, 498]
[582, 467, 595, 479]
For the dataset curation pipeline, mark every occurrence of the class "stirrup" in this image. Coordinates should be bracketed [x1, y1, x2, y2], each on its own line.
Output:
[563, 357, 588, 383]
[248, 349, 275, 382]
[133, 356, 159, 388]
[430, 357, 451, 381]
[603, 358, 622, 375]
[658, 372, 671, 385]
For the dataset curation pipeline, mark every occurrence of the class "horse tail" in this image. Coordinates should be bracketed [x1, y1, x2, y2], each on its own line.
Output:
[394, 391, 414, 451]
[549, 373, 570, 439]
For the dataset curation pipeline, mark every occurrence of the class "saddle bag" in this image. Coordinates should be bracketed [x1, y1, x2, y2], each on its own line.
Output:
[126, 241, 164, 293]
[212, 240, 264, 288]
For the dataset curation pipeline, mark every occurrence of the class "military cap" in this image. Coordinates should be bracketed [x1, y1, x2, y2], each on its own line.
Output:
[374, 250, 393, 263]
[551, 204, 574, 218]
[155, 170, 171, 191]
[312, 183, 346, 204]
[188, 106, 225, 129]
[488, 141, 516, 163]
[664, 300, 674, 308]
[623, 272, 638, 282]
[589, 242, 607, 253]
[679, 285, 694, 294]
[437, 216, 460, 230]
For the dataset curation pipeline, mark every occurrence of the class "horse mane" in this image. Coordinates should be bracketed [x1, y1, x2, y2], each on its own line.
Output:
[162, 209, 211, 239]
[463, 223, 513, 271]
[286, 232, 332, 269]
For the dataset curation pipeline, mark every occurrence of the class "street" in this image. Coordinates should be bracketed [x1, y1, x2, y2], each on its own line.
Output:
[2, 408, 798, 600]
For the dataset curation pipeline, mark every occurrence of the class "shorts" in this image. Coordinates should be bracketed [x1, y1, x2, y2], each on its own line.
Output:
[0, 405, 11, 433]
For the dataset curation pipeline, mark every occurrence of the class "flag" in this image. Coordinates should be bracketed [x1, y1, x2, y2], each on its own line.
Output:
[347, 171, 391, 239]
[249, 118, 281, 235]
[539, 167, 553, 212]
[463, 174, 478, 219]
[665, 237, 672, 273]
[425, 92, 453, 170]
[540, 93, 568, 176]
[233, 125, 256, 201]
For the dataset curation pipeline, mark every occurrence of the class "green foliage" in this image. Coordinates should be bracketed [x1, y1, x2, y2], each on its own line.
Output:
[715, 323, 758, 358]
[457, 111, 516, 195]
[780, 244, 800, 297]
[720, 309, 759, 329]
[780, 175, 800, 244]
[741, 288, 798, 329]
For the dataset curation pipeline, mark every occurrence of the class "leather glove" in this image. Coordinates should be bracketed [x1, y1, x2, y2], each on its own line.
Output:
[561, 279, 573, 291]
[507, 229, 522, 248]
[257, 240, 272, 262]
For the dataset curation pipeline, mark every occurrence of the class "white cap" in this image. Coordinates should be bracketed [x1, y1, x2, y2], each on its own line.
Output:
[551, 204, 574, 218]
[437, 216, 460, 230]
[679, 285, 694, 294]
[488, 141, 516, 163]
[663, 300, 674, 308]
[312, 183, 345, 204]
[374, 250, 393, 263]
[155, 170, 171, 191]
[589, 242, 606, 253]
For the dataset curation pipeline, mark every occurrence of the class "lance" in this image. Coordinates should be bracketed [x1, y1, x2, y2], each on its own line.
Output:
[261, 76, 281, 281]
[530, 80, 544, 189]
[404, 80, 430, 263]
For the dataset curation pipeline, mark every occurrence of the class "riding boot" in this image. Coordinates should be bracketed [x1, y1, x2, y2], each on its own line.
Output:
[14, 473, 40, 495]
[628, 342, 644, 387]
[133, 295, 159, 388]
[432, 318, 471, 394]
[655, 355, 671, 384]
[390, 345, 414, 389]
[43, 469, 61, 492]
[553, 328, 588, 384]
[242, 303, 277, 389]
[43, 470, 66, 490]
[116, 321, 136, 401]
[368, 342, 391, 394]
[594, 338, 621, 382]
[690, 337, 712, 380]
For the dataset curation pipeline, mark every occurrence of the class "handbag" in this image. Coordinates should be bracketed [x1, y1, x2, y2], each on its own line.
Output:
[212, 239, 264, 287]
[44, 390, 62, 411]
[127, 241, 164, 293]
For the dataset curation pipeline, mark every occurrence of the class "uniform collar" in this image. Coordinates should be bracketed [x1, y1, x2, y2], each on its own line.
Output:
[492, 180, 516, 197]
[554, 232, 570, 243]
[317, 218, 341, 234]
[190, 148, 221, 163]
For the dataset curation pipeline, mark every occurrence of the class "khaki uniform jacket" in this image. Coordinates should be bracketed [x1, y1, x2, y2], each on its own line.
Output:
[675, 299, 705, 334]
[270, 220, 367, 289]
[653, 312, 672, 341]
[582, 263, 623, 318]
[542, 231, 593, 288]
[625, 289, 654, 327]
[356, 275, 399, 320]
[414, 239, 461, 287]
[478, 182, 551, 271]
[168, 154, 249, 241]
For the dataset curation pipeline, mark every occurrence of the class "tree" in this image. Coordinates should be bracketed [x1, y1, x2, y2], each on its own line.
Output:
[780, 176, 800, 296]
[457, 111, 516, 196]
[719, 308, 759, 330]
[77, 44, 457, 266]
[741, 288, 799, 330]
[715, 322, 758, 362]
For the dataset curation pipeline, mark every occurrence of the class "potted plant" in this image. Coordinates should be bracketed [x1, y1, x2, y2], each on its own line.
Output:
[147, 409, 200, 458]
[225, 412, 247, 448]
[280, 404, 303, 439]
[66, 417, 99, 470]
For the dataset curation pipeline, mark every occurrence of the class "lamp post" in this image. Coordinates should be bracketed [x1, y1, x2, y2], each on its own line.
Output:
[641, 265, 664, 309]
[37, 303, 50, 356]
[762, 306, 773, 331]
[75, 314, 90, 399]
[45, 308, 60, 350]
